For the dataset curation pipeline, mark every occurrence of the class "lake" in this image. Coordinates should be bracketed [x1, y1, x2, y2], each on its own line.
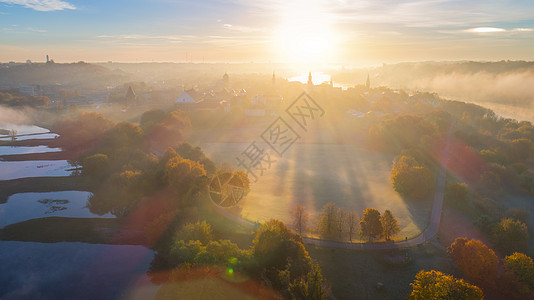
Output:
[0, 191, 114, 228]
[0, 160, 73, 180]
[0, 241, 156, 299]
[0, 123, 158, 299]
[0, 146, 61, 156]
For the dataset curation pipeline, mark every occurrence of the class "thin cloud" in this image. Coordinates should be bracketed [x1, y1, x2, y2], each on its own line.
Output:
[465, 27, 506, 33]
[463, 27, 533, 34]
[0, 0, 75, 12]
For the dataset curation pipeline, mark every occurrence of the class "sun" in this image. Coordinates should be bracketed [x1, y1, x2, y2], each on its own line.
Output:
[275, 2, 336, 64]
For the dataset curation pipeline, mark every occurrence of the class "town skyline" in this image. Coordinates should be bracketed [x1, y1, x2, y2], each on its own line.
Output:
[1, 0, 534, 66]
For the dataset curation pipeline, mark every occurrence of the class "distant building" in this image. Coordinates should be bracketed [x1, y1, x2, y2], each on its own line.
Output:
[307, 72, 314, 92]
[366, 73, 370, 89]
[125, 86, 137, 106]
[175, 89, 202, 111]
[247, 73, 283, 116]
[222, 72, 229, 87]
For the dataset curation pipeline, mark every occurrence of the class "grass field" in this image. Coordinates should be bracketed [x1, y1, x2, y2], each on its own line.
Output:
[308, 242, 456, 299]
[198, 142, 433, 241]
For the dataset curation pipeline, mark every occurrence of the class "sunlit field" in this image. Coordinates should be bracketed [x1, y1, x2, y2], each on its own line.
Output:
[199, 142, 432, 241]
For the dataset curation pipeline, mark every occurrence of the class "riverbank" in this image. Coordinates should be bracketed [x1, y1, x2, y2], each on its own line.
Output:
[0, 176, 91, 203]
[0, 217, 146, 245]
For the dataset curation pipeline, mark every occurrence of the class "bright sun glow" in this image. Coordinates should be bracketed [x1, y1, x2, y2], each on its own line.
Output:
[275, 2, 336, 64]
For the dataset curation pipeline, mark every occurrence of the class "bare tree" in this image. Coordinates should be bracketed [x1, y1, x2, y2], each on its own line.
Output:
[318, 202, 338, 238]
[346, 210, 358, 242]
[291, 204, 309, 235]
[336, 207, 346, 239]
[381, 210, 400, 241]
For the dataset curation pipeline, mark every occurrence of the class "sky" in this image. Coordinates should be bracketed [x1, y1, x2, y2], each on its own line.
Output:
[1, 0, 534, 65]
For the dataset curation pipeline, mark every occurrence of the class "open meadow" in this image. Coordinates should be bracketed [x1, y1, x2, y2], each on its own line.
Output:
[199, 141, 432, 241]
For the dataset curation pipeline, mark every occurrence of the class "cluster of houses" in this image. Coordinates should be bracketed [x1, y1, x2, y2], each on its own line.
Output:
[172, 72, 284, 116]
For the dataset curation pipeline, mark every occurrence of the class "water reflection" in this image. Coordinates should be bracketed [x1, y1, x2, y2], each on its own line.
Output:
[0, 125, 49, 136]
[0, 160, 73, 180]
[0, 146, 61, 156]
[0, 241, 156, 299]
[0, 191, 114, 228]
[0, 133, 59, 141]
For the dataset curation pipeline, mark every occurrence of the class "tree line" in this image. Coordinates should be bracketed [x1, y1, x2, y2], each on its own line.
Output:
[291, 203, 401, 243]
[409, 237, 534, 299]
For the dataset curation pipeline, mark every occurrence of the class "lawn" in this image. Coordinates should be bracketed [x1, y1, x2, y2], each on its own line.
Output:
[307, 242, 456, 299]
[198, 142, 433, 241]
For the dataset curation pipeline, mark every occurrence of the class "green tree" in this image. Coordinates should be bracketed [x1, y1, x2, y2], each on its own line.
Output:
[288, 264, 327, 300]
[447, 238, 499, 285]
[165, 156, 207, 199]
[140, 108, 166, 132]
[381, 210, 400, 241]
[391, 155, 434, 199]
[409, 270, 483, 300]
[360, 208, 382, 242]
[194, 240, 243, 265]
[493, 218, 529, 255]
[252, 220, 311, 274]
[504, 252, 534, 290]
[445, 182, 468, 204]
[252, 220, 326, 299]
[175, 220, 213, 244]
[177, 142, 216, 175]
[81, 153, 109, 180]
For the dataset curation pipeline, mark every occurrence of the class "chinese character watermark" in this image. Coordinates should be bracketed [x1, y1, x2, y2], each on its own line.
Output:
[209, 91, 324, 207]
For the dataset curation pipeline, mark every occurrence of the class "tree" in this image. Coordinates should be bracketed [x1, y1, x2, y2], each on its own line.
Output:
[251, 220, 326, 299]
[175, 220, 213, 244]
[381, 210, 400, 241]
[336, 207, 346, 239]
[165, 155, 207, 199]
[444, 182, 468, 204]
[346, 211, 358, 242]
[409, 270, 483, 300]
[291, 204, 309, 236]
[504, 252, 534, 290]
[360, 208, 382, 242]
[252, 220, 312, 285]
[391, 155, 434, 200]
[493, 218, 529, 255]
[369, 114, 437, 153]
[447, 238, 499, 285]
[140, 108, 166, 132]
[317, 203, 338, 239]
[81, 153, 109, 180]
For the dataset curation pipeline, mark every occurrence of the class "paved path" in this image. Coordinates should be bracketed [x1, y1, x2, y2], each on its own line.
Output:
[218, 123, 455, 250]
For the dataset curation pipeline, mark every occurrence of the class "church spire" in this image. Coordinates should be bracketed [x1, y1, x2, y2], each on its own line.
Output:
[272, 72, 276, 87]
[366, 73, 370, 89]
[307, 72, 313, 92]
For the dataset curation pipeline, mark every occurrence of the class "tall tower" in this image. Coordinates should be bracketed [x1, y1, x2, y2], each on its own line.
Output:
[365, 73, 370, 89]
[272, 72, 276, 88]
[307, 72, 313, 92]
[46, 55, 49, 63]
[222, 73, 229, 88]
